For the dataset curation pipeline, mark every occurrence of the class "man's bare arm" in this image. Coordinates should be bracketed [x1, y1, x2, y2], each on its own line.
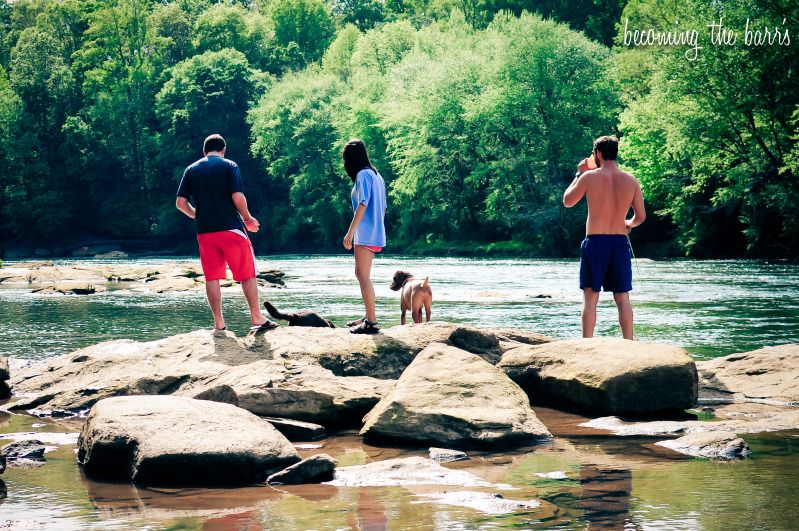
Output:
[176, 197, 195, 219]
[626, 181, 647, 230]
[232, 192, 260, 232]
[563, 173, 588, 208]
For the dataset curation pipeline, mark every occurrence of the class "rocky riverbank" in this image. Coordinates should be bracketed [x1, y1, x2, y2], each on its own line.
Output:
[2, 323, 797, 488]
[0, 260, 286, 294]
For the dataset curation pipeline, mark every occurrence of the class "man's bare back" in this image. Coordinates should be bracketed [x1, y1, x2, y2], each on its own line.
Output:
[580, 166, 642, 235]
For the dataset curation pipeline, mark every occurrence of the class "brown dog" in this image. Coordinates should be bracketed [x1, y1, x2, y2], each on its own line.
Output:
[389, 271, 432, 325]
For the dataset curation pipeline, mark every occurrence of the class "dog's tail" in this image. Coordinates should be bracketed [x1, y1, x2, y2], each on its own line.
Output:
[263, 301, 290, 321]
[422, 276, 430, 290]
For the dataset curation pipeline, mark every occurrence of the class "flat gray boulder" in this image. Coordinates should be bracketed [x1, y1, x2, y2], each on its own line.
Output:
[656, 431, 751, 460]
[266, 454, 337, 485]
[698, 344, 799, 404]
[360, 343, 551, 447]
[9, 330, 391, 425]
[77, 396, 300, 485]
[243, 321, 553, 379]
[498, 338, 698, 415]
[9, 324, 551, 422]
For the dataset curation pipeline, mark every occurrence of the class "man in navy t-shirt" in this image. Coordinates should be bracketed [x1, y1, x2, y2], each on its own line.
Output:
[176, 134, 276, 332]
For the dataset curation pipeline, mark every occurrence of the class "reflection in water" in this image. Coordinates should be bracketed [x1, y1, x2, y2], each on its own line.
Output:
[347, 488, 388, 531]
[0, 479, 7, 500]
[579, 465, 639, 530]
[203, 511, 263, 531]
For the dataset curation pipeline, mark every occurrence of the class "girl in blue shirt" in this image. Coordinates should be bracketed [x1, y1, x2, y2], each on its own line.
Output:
[342, 139, 387, 334]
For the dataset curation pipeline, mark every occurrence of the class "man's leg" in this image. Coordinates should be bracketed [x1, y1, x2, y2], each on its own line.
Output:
[205, 280, 225, 330]
[354, 245, 377, 322]
[241, 277, 268, 326]
[613, 292, 634, 340]
[582, 288, 600, 338]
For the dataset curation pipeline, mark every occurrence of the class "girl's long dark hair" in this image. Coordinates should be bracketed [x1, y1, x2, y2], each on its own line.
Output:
[342, 139, 375, 182]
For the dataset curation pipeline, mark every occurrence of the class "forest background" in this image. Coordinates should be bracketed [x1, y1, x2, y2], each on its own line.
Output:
[0, 0, 796, 258]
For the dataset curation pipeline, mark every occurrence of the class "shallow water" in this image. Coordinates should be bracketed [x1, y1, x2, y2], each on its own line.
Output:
[1, 409, 799, 530]
[1, 256, 798, 529]
[1, 256, 797, 361]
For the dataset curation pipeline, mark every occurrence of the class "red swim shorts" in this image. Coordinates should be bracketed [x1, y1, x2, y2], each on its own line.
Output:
[197, 230, 259, 282]
[358, 245, 383, 252]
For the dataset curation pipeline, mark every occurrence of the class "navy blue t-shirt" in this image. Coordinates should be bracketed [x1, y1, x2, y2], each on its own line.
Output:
[176, 156, 245, 234]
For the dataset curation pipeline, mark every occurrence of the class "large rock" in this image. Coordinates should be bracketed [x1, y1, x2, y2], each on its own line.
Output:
[498, 338, 698, 415]
[9, 330, 391, 426]
[77, 396, 300, 485]
[698, 344, 799, 404]
[360, 343, 551, 448]
[244, 321, 553, 380]
[655, 431, 751, 460]
[9, 324, 551, 422]
[179, 359, 392, 425]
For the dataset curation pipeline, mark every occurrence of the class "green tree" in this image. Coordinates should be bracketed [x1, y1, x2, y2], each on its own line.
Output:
[6, 27, 78, 239]
[618, 0, 799, 256]
[72, 0, 161, 237]
[269, 0, 336, 69]
[249, 71, 349, 250]
[155, 48, 267, 241]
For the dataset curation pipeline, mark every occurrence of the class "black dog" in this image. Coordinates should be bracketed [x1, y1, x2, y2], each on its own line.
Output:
[264, 301, 336, 328]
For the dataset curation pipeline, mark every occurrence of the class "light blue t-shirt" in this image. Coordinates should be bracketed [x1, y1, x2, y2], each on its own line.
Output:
[350, 168, 387, 247]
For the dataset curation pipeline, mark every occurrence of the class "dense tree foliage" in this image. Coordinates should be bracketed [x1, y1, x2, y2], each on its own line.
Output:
[0, 0, 796, 258]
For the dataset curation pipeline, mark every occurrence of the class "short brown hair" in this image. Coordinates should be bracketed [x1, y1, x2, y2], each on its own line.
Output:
[203, 134, 226, 154]
[593, 135, 618, 160]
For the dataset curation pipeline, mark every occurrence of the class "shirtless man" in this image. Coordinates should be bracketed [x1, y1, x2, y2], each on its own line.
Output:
[563, 135, 646, 340]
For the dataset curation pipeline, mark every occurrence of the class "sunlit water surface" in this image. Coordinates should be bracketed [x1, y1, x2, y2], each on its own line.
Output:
[1, 256, 798, 529]
[1, 256, 797, 360]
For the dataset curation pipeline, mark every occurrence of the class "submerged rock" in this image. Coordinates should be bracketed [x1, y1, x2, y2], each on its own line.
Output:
[266, 454, 337, 485]
[429, 447, 469, 463]
[361, 343, 551, 448]
[78, 396, 300, 485]
[415, 491, 540, 514]
[1, 440, 46, 461]
[498, 338, 698, 415]
[698, 344, 799, 404]
[581, 402, 799, 436]
[655, 431, 751, 460]
[327, 456, 494, 487]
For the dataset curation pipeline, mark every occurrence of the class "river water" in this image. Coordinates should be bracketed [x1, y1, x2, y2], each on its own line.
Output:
[1, 256, 798, 529]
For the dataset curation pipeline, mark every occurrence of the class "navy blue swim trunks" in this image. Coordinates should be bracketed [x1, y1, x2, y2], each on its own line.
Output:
[579, 234, 633, 293]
